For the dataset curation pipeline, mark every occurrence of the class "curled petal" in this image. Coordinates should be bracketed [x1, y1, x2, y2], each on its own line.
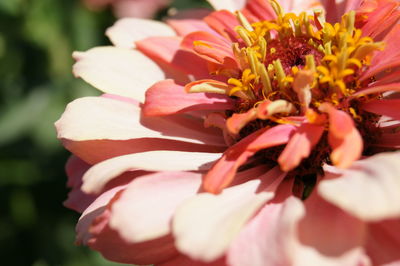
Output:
[185, 79, 230, 94]
[319, 102, 353, 138]
[204, 124, 296, 194]
[257, 99, 296, 119]
[226, 108, 257, 135]
[329, 127, 363, 168]
[319, 103, 362, 167]
[278, 123, 324, 172]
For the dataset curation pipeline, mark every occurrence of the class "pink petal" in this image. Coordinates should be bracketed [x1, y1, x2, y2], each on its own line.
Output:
[360, 24, 400, 81]
[319, 151, 400, 221]
[167, 9, 215, 36]
[63, 156, 96, 212]
[352, 82, 400, 97]
[362, 99, 400, 120]
[64, 189, 96, 213]
[172, 180, 273, 262]
[359, 0, 400, 39]
[206, 0, 247, 12]
[227, 196, 305, 266]
[181, 31, 234, 65]
[143, 79, 234, 116]
[203, 10, 240, 42]
[106, 18, 176, 49]
[278, 123, 325, 172]
[109, 171, 202, 243]
[82, 151, 222, 194]
[370, 68, 400, 86]
[298, 190, 367, 259]
[87, 206, 178, 265]
[242, 0, 276, 22]
[322, 0, 363, 23]
[65, 155, 91, 188]
[136, 36, 210, 80]
[160, 255, 227, 266]
[329, 127, 363, 168]
[72, 47, 165, 102]
[76, 185, 127, 245]
[374, 132, 400, 148]
[366, 219, 400, 266]
[228, 192, 368, 266]
[204, 124, 296, 194]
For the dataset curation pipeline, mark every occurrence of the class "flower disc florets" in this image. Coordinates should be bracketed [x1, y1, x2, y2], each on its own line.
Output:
[187, 0, 386, 195]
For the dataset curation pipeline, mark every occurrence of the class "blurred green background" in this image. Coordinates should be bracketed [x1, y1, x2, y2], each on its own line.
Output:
[0, 0, 209, 265]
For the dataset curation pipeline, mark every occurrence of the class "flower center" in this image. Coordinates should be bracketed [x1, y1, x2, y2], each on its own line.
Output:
[186, 0, 386, 197]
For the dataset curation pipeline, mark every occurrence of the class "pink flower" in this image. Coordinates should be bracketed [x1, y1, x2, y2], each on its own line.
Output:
[83, 0, 171, 18]
[56, 0, 400, 265]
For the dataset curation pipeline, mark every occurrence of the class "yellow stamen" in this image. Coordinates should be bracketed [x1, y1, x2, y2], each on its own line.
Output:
[273, 59, 287, 89]
[258, 62, 273, 95]
[236, 26, 253, 47]
[236, 11, 254, 31]
[246, 48, 259, 77]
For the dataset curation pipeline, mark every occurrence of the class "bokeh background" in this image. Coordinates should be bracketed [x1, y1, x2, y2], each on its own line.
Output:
[0, 0, 209, 265]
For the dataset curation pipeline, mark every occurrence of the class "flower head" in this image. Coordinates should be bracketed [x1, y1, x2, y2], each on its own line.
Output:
[57, 0, 400, 265]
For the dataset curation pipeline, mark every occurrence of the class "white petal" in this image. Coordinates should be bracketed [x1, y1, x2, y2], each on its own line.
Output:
[73, 46, 164, 102]
[319, 151, 400, 221]
[110, 172, 202, 243]
[82, 151, 221, 194]
[106, 18, 176, 49]
[172, 180, 273, 262]
[206, 0, 247, 12]
[55, 96, 224, 145]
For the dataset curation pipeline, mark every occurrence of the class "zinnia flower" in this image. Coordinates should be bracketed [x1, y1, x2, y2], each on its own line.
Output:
[84, 0, 171, 18]
[56, 0, 400, 265]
